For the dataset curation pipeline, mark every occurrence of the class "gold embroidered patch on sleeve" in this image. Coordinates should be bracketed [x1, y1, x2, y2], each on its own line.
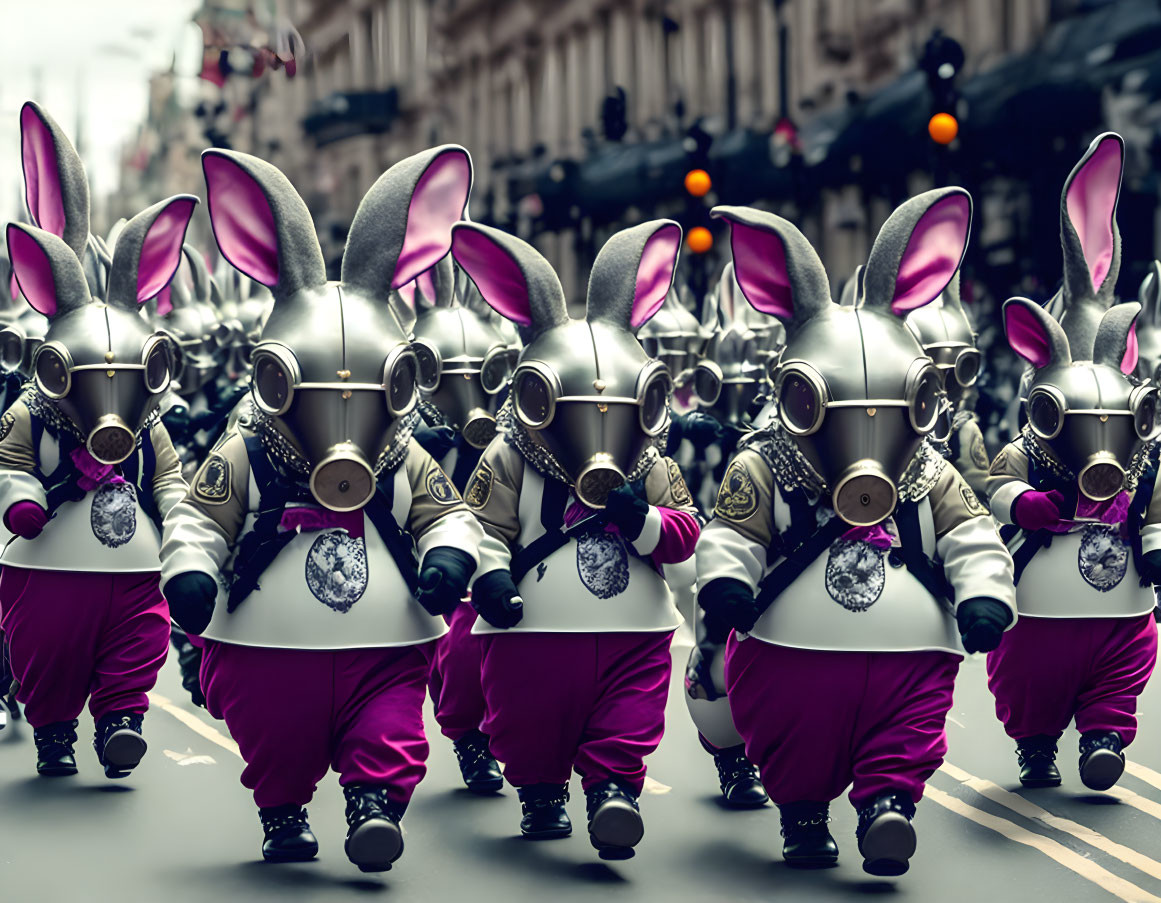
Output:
[464, 461, 494, 510]
[425, 466, 458, 505]
[666, 458, 693, 506]
[715, 460, 758, 521]
[961, 486, 988, 517]
[193, 454, 232, 504]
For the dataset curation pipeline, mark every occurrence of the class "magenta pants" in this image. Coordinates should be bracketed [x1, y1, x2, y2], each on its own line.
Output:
[986, 614, 1158, 745]
[480, 631, 674, 795]
[428, 600, 486, 742]
[725, 637, 959, 809]
[201, 640, 434, 809]
[0, 567, 169, 728]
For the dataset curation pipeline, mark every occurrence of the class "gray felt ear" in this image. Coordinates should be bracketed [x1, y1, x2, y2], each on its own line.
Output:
[202, 149, 326, 302]
[6, 223, 93, 319]
[20, 102, 91, 260]
[182, 244, 212, 303]
[839, 265, 865, 307]
[1139, 261, 1161, 328]
[451, 221, 568, 335]
[107, 195, 199, 311]
[1093, 302, 1141, 373]
[586, 220, 681, 332]
[342, 145, 473, 299]
[431, 253, 456, 308]
[1003, 296, 1071, 369]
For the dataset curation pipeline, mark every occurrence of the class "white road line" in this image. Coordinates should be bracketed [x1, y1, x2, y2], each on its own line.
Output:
[1107, 786, 1161, 822]
[925, 786, 1161, 903]
[941, 761, 1161, 883]
[149, 692, 241, 760]
[1127, 761, 1161, 794]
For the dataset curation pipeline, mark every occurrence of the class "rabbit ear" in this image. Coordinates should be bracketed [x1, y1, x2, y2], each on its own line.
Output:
[1093, 302, 1140, 374]
[451, 222, 568, 334]
[1003, 297, 1071, 369]
[1062, 133, 1123, 302]
[182, 244, 211, 303]
[711, 205, 831, 330]
[107, 195, 198, 309]
[1139, 260, 1161, 327]
[203, 149, 326, 301]
[20, 102, 90, 259]
[586, 220, 681, 331]
[154, 284, 175, 317]
[6, 223, 92, 319]
[863, 188, 971, 316]
[431, 253, 456, 308]
[342, 145, 472, 296]
[839, 265, 864, 307]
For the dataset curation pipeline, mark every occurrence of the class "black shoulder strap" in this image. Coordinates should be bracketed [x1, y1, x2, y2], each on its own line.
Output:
[894, 501, 954, 604]
[755, 510, 848, 609]
[363, 468, 420, 597]
[509, 477, 578, 585]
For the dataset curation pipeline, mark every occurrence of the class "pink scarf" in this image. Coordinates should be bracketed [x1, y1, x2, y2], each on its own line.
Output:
[70, 447, 126, 492]
[279, 506, 365, 538]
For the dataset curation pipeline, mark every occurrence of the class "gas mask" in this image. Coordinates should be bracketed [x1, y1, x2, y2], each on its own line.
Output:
[0, 308, 49, 380]
[638, 287, 708, 387]
[453, 219, 682, 509]
[201, 142, 474, 511]
[714, 186, 974, 526]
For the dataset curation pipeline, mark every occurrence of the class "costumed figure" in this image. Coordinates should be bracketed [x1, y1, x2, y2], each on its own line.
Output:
[1135, 260, 1161, 384]
[450, 219, 701, 860]
[160, 144, 483, 872]
[696, 188, 1017, 875]
[986, 133, 1161, 792]
[0, 101, 193, 779]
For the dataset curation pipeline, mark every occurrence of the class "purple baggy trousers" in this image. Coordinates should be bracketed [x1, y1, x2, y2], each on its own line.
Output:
[428, 600, 487, 742]
[0, 567, 169, 728]
[201, 640, 434, 809]
[986, 614, 1158, 744]
[480, 631, 674, 795]
[725, 636, 959, 809]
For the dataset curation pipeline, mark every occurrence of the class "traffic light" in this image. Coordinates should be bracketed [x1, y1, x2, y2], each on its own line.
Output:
[687, 226, 713, 254]
[920, 30, 963, 146]
[601, 87, 628, 142]
[684, 169, 712, 197]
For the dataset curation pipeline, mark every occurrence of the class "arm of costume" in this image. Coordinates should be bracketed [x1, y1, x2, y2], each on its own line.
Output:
[985, 441, 1033, 526]
[462, 436, 524, 577]
[1140, 472, 1161, 555]
[403, 438, 483, 567]
[637, 453, 701, 563]
[955, 418, 991, 503]
[930, 462, 1017, 626]
[694, 449, 775, 595]
[149, 423, 191, 520]
[159, 430, 250, 591]
[0, 401, 47, 513]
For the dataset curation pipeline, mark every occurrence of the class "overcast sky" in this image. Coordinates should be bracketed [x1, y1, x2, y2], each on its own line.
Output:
[0, 0, 202, 226]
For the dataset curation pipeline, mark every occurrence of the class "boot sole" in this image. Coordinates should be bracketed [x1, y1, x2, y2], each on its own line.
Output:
[1080, 749, 1125, 792]
[860, 812, 916, 877]
[345, 818, 404, 872]
[722, 792, 770, 810]
[1019, 775, 1062, 788]
[785, 848, 839, 869]
[37, 762, 78, 777]
[262, 844, 319, 863]
[589, 799, 644, 856]
[101, 730, 147, 779]
[465, 776, 505, 795]
[520, 824, 572, 840]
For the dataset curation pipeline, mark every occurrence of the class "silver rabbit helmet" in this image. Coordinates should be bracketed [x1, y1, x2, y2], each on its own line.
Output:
[638, 286, 707, 386]
[10, 101, 196, 464]
[203, 143, 473, 511]
[1005, 132, 1155, 500]
[905, 271, 980, 411]
[714, 186, 973, 526]
[1135, 260, 1161, 384]
[452, 219, 681, 508]
[156, 245, 230, 396]
[412, 253, 516, 449]
[0, 306, 49, 379]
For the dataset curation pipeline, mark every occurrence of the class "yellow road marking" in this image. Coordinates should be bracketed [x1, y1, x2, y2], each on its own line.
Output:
[1107, 785, 1161, 821]
[925, 786, 1161, 903]
[1127, 761, 1161, 794]
[149, 692, 241, 759]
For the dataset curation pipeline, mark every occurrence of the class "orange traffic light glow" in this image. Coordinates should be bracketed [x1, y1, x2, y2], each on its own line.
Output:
[687, 226, 713, 254]
[684, 168, 712, 197]
[928, 112, 959, 145]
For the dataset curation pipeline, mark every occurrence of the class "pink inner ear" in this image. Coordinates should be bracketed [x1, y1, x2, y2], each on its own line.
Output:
[891, 194, 970, 315]
[450, 229, 532, 326]
[1121, 321, 1139, 374]
[21, 106, 66, 239]
[155, 284, 174, 317]
[136, 198, 197, 305]
[396, 281, 417, 310]
[1004, 303, 1052, 368]
[1067, 136, 1122, 294]
[630, 224, 681, 329]
[393, 151, 471, 289]
[9, 271, 19, 302]
[416, 268, 436, 304]
[7, 228, 58, 317]
[727, 221, 794, 318]
[204, 154, 279, 286]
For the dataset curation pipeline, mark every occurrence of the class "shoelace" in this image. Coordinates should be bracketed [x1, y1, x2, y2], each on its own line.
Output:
[454, 737, 495, 768]
[343, 787, 397, 827]
[779, 813, 830, 837]
[35, 720, 78, 754]
[716, 754, 759, 787]
[260, 807, 309, 832]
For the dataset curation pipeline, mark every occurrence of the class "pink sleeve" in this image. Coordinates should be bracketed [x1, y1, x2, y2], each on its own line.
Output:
[651, 507, 701, 565]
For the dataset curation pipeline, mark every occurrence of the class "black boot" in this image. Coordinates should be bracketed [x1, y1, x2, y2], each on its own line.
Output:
[1016, 735, 1062, 788]
[93, 711, 147, 779]
[259, 804, 318, 863]
[517, 783, 572, 839]
[585, 778, 644, 861]
[714, 744, 769, 809]
[1079, 730, 1125, 792]
[778, 801, 839, 868]
[343, 784, 405, 872]
[452, 730, 503, 794]
[856, 793, 917, 877]
[34, 720, 78, 776]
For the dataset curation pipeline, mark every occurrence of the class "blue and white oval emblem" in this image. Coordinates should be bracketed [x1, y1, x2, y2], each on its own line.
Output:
[304, 531, 369, 612]
[576, 531, 630, 599]
[825, 539, 886, 612]
[1078, 524, 1128, 592]
[91, 482, 137, 548]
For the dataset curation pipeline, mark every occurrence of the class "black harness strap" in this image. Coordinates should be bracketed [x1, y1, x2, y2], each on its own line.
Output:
[892, 501, 953, 605]
[509, 478, 573, 585]
[362, 471, 420, 597]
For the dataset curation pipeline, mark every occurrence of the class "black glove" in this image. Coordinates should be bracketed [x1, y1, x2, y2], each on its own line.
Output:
[165, 572, 218, 636]
[603, 483, 650, 542]
[1140, 549, 1161, 585]
[471, 569, 524, 629]
[412, 422, 457, 461]
[162, 406, 192, 444]
[956, 597, 1013, 654]
[683, 412, 725, 449]
[414, 547, 477, 617]
[698, 577, 763, 644]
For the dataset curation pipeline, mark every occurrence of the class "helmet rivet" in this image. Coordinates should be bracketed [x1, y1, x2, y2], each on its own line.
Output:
[337, 369, 351, 379]
[867, 407, 877, 416]
[105, 352, 115, 363]
[1100, 414, 1109, 423]
[598, 403, 608, 413]
[341, 390, 352, 400]
[106, 370, 115, 378]
[593, 379, 606, 392]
